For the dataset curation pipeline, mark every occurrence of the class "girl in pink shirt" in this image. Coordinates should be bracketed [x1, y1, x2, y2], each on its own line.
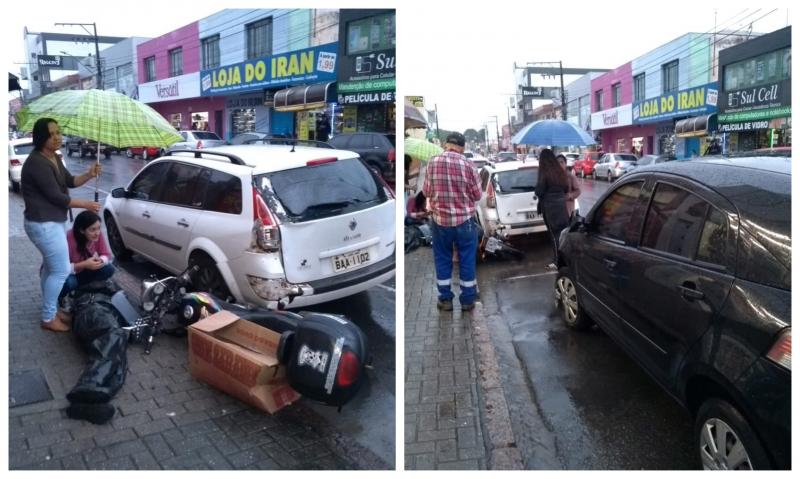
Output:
[59, 211, 116, 303]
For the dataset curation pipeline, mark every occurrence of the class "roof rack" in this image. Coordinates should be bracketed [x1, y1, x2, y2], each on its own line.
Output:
[168, 149, 246, 165]
[242, 137, 334, 149]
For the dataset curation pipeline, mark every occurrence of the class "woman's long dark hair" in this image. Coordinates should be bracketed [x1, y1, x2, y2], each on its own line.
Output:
[73, 211, 102, 259]
[538, 148, 568, 189]
[32, 117, 57, 151]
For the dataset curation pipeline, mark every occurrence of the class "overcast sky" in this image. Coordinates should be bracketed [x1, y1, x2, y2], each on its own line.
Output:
[399, 2, 792, 135]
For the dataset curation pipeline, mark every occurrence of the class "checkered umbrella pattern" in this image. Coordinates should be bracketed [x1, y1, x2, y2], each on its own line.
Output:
[405, 137, 443, 163]
[15, 89, 182, 148]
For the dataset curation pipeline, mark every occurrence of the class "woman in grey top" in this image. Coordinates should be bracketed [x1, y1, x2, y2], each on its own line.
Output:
[21, 118, 102, 332]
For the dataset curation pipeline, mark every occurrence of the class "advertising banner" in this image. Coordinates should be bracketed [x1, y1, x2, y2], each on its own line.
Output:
[633, 82, 718, 124]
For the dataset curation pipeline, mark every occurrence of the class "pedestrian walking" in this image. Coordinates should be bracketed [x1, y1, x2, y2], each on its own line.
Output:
[705, 138, 722, 155]
[422, 132, 482, 312]
[59, 210, 116, 305]
[557, 154, 581, 218]
[536, 148, 571, 270]
[21, 117, 102, 332]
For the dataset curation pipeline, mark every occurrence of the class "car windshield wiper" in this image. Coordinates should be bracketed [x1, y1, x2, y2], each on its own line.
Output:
[299, 199, 362, 215]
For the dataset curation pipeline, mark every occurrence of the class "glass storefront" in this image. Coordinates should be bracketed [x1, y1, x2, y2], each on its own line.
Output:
[231, 108, 256, 136]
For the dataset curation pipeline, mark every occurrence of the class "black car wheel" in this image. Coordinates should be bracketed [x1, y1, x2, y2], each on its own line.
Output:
[555, 267, 592, 330]
[125, 148, 133, 158]
[607, 170, 613, 182]
[695, 398, 771, 470]
[190, 254, 233, 302]
[104, 214, 132, 261]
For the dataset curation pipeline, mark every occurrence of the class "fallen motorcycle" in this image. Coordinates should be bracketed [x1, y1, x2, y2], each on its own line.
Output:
[110, 266, 369, 407]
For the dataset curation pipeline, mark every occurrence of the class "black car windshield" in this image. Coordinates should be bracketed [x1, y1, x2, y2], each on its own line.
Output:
[256, 158, 385, 221]
[494, 168, 538, 193]
[194, 131, 222, 140]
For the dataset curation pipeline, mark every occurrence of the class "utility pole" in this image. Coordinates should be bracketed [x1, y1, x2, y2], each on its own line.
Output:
[559, 61, 567, 121]
[55, 22, 102, 89]
[434, 103, 441, 142]
[489, 115, 500, 152]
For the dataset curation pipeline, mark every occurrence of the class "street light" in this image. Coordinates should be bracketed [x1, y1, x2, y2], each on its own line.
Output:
[488, 115, 500, 153]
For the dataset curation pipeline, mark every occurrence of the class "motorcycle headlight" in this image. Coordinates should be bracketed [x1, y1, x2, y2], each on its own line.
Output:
[153, 283, 165, 295]
[143, 301, 155, 312]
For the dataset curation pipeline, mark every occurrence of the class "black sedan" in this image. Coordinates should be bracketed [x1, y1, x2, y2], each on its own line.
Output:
[554, 156, 791, 470]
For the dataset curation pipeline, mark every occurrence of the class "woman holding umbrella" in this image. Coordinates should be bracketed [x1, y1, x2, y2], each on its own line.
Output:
[21, 117, 102, 332]
[535, 148, 571, 271]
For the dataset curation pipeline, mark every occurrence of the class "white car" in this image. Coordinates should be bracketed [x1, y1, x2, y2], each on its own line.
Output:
[8, 138, 35, 192]
[103, 144, 396, 309]
[476, 160, 546, 238]
[169, 130, 228, 151]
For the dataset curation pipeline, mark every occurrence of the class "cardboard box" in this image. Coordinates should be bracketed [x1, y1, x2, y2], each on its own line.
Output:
[188, 310, 300, 414]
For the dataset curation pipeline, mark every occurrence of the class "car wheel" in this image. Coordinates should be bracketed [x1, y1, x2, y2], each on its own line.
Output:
[104, 214, 132, 261]
[142, 149, 149, 161]
[607, 170, 613, 182]
[190, 254, 233, 302]
[555, 267, 592, 330]
[159, 148, 166, 158]
[590, 170, 595, 180]
[12, 180, 20, 193]
[125, 148, 133, 158]
[80, 149, 87, 158]
[67, 148, 74, 157]
[579, 169, 585, 179]
[695, 398, 772, 470]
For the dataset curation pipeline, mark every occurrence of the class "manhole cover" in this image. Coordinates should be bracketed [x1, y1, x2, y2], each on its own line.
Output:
[10, 369, 53, 407]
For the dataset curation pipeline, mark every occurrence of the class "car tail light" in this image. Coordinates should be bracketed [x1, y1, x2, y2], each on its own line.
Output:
[487, 182, 496, 208]
[388, 148, 396, 163]
[306, 157, 337, 167]
[252, 187, 280, 252]
[336, 351, 361, 387]
[10, 159, 21, 166]
[196, 140, 204, 149]
[766, 328, 791, 370]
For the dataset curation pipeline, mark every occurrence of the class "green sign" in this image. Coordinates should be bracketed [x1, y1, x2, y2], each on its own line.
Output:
[338, 79, 396, 93]
[719, 106, 791, 123]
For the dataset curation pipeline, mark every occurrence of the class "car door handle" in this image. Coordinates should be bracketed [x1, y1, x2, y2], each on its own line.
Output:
[177, 219, 190, 228]
[678, 282, 705, 301]
[142, 211, 151, 219]
[603, 259, 617, 270]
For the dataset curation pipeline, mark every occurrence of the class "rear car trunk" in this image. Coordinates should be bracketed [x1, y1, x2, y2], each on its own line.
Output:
[493, 168, 540, 226]
[254, 157, 395, 284]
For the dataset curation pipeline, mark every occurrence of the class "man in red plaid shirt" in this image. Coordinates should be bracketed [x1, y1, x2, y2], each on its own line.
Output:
[422, 132, 482, 311]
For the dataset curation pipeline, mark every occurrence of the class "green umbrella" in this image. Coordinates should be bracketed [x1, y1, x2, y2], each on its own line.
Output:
[404, 137, 442, 163]
[15, 89, 182, 148]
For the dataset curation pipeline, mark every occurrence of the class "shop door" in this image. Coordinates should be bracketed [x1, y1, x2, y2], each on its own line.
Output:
[271, 110, 294, 137]
[214, 110, 223, 138]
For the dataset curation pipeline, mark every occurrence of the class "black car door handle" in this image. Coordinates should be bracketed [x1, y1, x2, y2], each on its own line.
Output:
[679, 283, 705, 301]
[142, 211, 151, 219]
[177, 219, 190, 228]
[603, 259, 617, 270]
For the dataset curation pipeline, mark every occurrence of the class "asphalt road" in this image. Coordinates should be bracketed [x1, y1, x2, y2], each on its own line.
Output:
[476, 177, 699, 469]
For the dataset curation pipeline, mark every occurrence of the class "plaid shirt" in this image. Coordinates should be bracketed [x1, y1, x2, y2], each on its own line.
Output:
[422, 150, 482, 227]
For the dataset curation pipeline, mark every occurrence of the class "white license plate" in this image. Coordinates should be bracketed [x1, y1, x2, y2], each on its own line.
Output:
[525, 211, 538, 220]
[333, 249, 371, 273]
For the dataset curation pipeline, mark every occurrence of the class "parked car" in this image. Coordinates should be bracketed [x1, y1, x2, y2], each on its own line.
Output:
[493, 151, 518, 163]
[557, 152, 580, 171]
[573, 151, 601, 178]
[229, 131, 289, 145]
[328, 132, 396, 179]
[8, 138, 35, 192]
[125, 146, 165, 160]
[65, 136, 118, 158]
[636, 154, 675, 166]
[169, 130, 227, 151]
[103, 144, 396, 309]
[555, 156, 791, 470]
[476, 160, 545, 239]
[593, 153, 638, 182]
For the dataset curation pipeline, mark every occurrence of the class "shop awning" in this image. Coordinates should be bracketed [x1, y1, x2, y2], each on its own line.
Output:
[273, 82, 335, 112]
[675, 114, 717, 138]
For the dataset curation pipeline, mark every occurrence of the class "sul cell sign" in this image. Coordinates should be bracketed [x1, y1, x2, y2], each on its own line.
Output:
[200, 43, 337, 96]
[633, 82, 718, 124]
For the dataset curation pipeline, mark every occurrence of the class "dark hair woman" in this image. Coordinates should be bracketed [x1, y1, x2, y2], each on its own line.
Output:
[21, 117, 103, 332]
[59, 211, 116, 302]
[535, 148, 571, 270]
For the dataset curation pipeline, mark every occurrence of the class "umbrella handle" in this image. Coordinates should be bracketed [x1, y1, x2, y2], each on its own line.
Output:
[94, 155, 100, 202]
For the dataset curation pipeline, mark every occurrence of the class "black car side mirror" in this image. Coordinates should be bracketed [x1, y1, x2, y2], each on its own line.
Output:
[570, 214, 589, 233]
[111, 187, 128, 199]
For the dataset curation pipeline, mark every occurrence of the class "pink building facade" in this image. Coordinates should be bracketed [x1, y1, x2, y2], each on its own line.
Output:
[590, 62, 656, 155]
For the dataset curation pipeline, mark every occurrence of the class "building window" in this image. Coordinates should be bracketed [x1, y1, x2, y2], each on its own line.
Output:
[246, 17, 272, 59]
[144, 56, 156, 82]
[612, 83, 621, 107]
[662, 60, 679, 94]
[595, 89, 604, 111]
[634, 73, 646, 102]
[169, 48, 183, 77]
[346, 12, 396, 55]
[723, 46, 791, 91]
[201, 35, 220, 70]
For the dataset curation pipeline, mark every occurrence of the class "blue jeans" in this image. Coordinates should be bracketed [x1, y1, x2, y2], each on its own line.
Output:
[431, 218, 479, 305]
[24, 220, 70, 322]
[60, 263, 116, 299]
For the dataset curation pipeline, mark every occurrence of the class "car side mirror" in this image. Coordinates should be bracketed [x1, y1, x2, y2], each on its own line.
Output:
[570, 214, 589, 233]
[111, 187, 128, 199]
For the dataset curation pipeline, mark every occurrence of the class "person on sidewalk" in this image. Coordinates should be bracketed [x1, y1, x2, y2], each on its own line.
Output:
[21, 117, 102, 332]
[536, 149, 571, 271]
[557, 154, 581, 218]
[422, 132, 482, 312]
[59, 211, 116, 306]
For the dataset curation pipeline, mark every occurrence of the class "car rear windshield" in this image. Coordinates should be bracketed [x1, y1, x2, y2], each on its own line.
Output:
[494, 168, 538, 193]
[617, 154, 638, 162]
[498, 153, 517, 160]
[194, 131, 222, 140]
[386, 134, 395, 147]
[13, 143, 34, 155]
[255, 157, 387, 222]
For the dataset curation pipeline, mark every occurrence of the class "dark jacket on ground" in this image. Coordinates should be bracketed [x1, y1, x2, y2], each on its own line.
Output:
[21, 150, 75, 222]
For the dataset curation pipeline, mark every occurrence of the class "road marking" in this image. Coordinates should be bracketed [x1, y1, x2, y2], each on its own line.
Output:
[374, 283, 395, 293]
[504, 271, 557, 281]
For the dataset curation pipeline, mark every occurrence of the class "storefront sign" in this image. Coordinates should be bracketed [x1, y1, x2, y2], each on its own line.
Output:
[407, 96, 424, 107]
[139, 72, 201, 103]
[37, 55, 62, 67]
[633, 82, 718, 123]
[338, 91, 395, 105]
[590, 104, 632, 130]
[718, 79, 791, 122]
[200, 43, 338, 96]
[718, 106, 791, 123]
[718, 120, 771, 132]
[337, 79, 396, 93]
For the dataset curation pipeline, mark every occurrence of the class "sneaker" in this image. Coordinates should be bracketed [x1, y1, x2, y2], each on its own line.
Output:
[461, 302, 475, 312]
[41, 315, 71, 332]
[437, 299, 454, 311]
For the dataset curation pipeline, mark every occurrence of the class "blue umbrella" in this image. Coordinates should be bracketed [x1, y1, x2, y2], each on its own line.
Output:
[511, 119, 596, 146]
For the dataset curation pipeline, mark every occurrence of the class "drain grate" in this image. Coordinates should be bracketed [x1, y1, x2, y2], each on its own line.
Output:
[10, 369, 53, 407]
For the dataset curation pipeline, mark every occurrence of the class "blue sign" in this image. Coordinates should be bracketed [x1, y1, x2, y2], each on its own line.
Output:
[200, 42, 338, 96]
[632, 82, 718, 123]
